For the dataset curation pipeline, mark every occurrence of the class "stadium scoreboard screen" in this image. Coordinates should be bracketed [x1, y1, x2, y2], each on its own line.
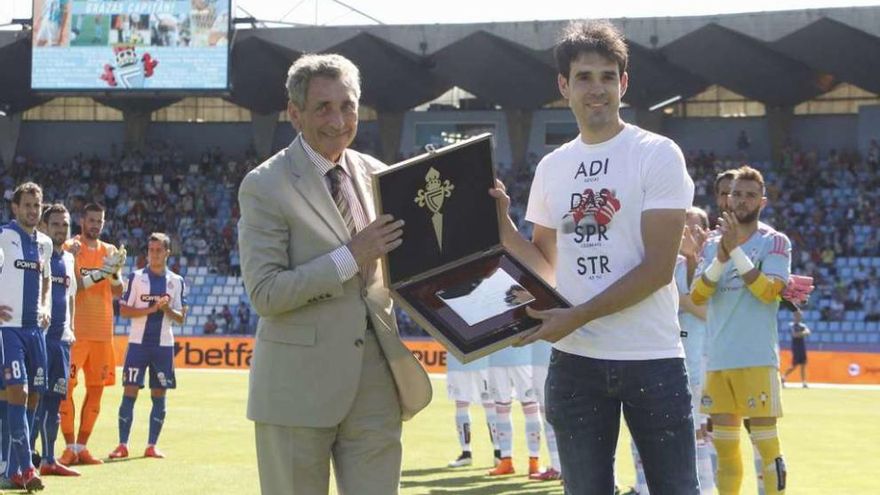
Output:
[31, 0, 231, 91]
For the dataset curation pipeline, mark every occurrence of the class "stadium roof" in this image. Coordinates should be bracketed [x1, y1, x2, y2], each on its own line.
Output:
[1, 6, 878, 115]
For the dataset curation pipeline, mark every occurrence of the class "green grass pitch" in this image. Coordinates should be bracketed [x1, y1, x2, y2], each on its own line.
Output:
[28, 371, 880, 494]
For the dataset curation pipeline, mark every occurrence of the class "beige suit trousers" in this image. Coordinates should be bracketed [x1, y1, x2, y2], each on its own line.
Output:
[255, 329, 403, 495]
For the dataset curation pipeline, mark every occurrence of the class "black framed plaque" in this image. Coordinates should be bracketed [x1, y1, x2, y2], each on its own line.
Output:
[372, 134, 570, 363]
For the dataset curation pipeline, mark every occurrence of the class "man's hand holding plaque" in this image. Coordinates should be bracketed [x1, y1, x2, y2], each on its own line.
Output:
[349, 214, 405, 271]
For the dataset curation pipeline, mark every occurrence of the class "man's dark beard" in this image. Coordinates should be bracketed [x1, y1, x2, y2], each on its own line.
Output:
[735, 208, 760, 224]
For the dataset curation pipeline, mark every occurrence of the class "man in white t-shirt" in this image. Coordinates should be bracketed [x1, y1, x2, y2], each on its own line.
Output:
[491, 20, 698, 494]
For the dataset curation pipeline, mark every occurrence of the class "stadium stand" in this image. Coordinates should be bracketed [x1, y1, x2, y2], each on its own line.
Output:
[2, 137, 878, 347]
[1, 7, 879, 350]
[0, 141, 260, 336]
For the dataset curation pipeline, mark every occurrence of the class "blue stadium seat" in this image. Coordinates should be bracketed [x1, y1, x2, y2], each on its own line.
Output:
[816, 321, 829, 332]
[845, 332, 857, 343]
[832, 332, 844, 343]
[857, 334, 868, 344]
[854, 321, 866, 332]
[829, 321, 841, 332]
[820, 333, 832, 343]
[842, 321, 854, 332]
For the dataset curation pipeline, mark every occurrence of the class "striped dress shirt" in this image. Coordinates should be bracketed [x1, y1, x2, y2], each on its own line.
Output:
[300, 137, 367, 282]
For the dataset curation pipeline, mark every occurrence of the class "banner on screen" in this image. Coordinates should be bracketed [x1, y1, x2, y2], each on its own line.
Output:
[31, 0, 230, 90]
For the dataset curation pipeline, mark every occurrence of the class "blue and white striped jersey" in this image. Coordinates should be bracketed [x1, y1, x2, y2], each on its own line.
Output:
[122, 267, 187, 347]
[0, 221, 52, 328]
[47, 250, 76, 342]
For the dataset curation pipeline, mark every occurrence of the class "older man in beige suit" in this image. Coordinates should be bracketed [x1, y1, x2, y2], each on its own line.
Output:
[237, 53, 432, 495]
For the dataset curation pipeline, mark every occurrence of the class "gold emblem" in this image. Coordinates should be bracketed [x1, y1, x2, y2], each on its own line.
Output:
[414, 167, 455, 251]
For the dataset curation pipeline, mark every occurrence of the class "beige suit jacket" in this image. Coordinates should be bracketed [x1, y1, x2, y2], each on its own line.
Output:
[238, 136, 432, 428]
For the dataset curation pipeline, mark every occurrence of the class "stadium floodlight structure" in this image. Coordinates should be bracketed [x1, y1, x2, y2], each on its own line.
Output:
[648, 95, 682, 112]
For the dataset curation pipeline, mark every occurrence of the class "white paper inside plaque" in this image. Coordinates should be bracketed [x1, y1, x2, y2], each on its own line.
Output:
[435, 267, 536, 326]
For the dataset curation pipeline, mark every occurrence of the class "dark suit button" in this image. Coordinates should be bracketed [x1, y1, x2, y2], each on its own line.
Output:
[354, 338, 364, 348]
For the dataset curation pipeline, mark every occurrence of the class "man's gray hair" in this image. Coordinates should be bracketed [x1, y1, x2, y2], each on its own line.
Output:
[285, 53, 361, 109]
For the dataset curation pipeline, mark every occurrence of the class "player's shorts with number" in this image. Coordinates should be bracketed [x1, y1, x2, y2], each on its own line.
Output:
[45, 338, 71, 397]
[70, 340, 116, 387]
[0, 326, 48, 392]
[122, 343, 176, 389]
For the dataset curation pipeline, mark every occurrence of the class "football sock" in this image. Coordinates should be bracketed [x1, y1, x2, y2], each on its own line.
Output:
[0, 400, 8, 469]
[40, 395, 62, 465]
[454, 401, 471, 452]
[118, 395, 136, 445]
[541, 405, 560, 471]
[713, 425, 743, 495]
[76, 385, 104, 446]
[148, 396, 166, 446]
[523, 402, 541, 458]
[59, 395, 76, 445]
[697, 437, 716, 494]
[481, 401, 498, 451]
[495, 402, 513, 458]
[6, 403, 31, 477]
[751, 425, 785, 495]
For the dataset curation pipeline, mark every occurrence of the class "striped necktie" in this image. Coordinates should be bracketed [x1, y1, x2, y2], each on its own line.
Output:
[327, 166, 356, 235]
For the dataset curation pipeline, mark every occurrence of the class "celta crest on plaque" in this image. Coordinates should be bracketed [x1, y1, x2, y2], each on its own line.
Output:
[414, 167, 455, 251]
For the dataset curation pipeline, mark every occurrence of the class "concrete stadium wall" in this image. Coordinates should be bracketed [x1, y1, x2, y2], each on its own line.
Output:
[15, 112, 868, 165]
[18, 121, 126, 163]
[790, 115, 858, 155]
[17, 120, 381, 164]
[662, 117, 771, 160]
[17, 121, 254, 163]
[148, 122, 255, 159]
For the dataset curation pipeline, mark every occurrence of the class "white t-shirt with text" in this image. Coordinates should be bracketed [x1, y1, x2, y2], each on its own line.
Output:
[525, 124, 694, 360]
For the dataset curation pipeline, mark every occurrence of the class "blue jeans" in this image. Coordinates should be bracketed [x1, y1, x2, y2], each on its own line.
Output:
[545, 350, 699, 495]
